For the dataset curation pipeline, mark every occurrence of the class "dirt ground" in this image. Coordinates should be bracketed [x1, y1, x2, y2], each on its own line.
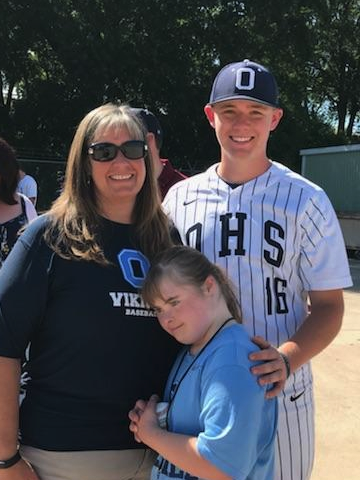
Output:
[312, 258, 360, 479]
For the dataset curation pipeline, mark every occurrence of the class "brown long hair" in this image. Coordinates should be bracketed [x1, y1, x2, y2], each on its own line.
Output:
[142, 245, 242, 323]
[0, 137, 19, 205]
[45, 103, 172, 263]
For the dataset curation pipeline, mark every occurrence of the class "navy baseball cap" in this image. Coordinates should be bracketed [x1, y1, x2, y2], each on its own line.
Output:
[209, 59, 279, 108]
[131, 108, 163, 149]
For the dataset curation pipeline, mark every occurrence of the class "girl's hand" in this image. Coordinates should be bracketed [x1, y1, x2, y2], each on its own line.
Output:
[129, 395, 161, 444]
[129, 398, 148, 442]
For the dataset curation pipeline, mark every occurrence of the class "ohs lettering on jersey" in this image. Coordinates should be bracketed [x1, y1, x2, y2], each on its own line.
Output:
[186, 213, 289, 316]
[108, 248, 156, 317]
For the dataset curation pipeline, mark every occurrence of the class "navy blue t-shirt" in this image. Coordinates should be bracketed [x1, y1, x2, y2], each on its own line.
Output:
[0, 214, 179, 451]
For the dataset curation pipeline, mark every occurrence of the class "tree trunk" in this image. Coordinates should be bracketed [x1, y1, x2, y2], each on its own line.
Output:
[337, 101, 347, 136]
[0, 74, 4, 107]
[346, 101, 358, 139]
[5, 81, 15, 111]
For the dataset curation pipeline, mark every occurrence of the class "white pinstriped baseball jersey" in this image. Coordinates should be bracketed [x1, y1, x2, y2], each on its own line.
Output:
[163, 160, 352, 480]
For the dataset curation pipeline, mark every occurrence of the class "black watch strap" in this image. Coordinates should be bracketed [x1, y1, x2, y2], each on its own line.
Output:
[0, 450, 21, 469]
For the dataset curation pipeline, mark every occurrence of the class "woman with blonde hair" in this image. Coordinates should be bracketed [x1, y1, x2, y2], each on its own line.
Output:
[0, 104, 179, 480]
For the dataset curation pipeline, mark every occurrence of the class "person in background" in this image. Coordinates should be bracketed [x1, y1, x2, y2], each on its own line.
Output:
[129, 245, 277, 480]
[17, 168, 38, 206]
[0, 138, 37, 269]
[162, 59, 352, 480]
[0, 104, 178, 480]
[131, 108, 187, 199]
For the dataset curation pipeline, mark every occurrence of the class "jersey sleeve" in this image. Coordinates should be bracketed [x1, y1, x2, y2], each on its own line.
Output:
[299, 190, 352, 291]
[0, 217, 52, 357]
[197, 362, 277, 479]
[162, 186, 176, 215]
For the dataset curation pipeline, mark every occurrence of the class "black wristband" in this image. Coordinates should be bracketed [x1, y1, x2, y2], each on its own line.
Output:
[279, 352, 291, 379]
[0, 450, 21, 469]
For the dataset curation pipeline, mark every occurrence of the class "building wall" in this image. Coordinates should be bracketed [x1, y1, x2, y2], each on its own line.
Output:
[300, 144, 360, 214]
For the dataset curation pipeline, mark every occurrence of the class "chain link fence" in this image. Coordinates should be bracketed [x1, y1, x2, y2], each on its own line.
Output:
[17, 150, 66, 213]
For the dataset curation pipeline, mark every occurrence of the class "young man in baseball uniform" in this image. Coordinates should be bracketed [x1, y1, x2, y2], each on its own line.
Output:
[163, 59, 352, 480]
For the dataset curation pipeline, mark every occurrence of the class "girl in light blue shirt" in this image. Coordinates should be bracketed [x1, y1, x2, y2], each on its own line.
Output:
[129, 246, 277, 480]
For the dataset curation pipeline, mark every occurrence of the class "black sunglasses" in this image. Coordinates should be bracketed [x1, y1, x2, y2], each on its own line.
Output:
[87, 140, 147, 162]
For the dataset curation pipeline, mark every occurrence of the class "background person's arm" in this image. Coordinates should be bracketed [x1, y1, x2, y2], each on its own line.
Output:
[0, 357, 20, 459]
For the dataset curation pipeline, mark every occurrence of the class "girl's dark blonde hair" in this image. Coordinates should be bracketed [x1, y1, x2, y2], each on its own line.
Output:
[44, 103, 172, 263]
[142, 246, 242, 323]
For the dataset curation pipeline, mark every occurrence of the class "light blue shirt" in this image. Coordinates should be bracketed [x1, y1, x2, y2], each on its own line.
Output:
[151, 324, 277, 480]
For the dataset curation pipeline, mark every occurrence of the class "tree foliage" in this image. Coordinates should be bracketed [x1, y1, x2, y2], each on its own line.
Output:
[0, 0, 359, 174]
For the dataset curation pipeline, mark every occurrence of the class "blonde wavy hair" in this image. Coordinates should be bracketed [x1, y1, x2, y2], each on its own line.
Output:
[44, 103, 172, 264]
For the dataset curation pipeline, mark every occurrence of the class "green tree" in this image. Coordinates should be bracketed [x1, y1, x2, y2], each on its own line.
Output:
[0, 0, 359, 178]
[310, 0, 360, 138]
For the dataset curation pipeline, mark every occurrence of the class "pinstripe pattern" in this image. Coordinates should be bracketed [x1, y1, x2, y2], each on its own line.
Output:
[163, 161, 352, 480]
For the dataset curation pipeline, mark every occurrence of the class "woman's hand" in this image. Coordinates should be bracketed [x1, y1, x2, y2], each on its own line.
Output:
[0, 457, 40, 480]
[249, 336, 288, 398]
